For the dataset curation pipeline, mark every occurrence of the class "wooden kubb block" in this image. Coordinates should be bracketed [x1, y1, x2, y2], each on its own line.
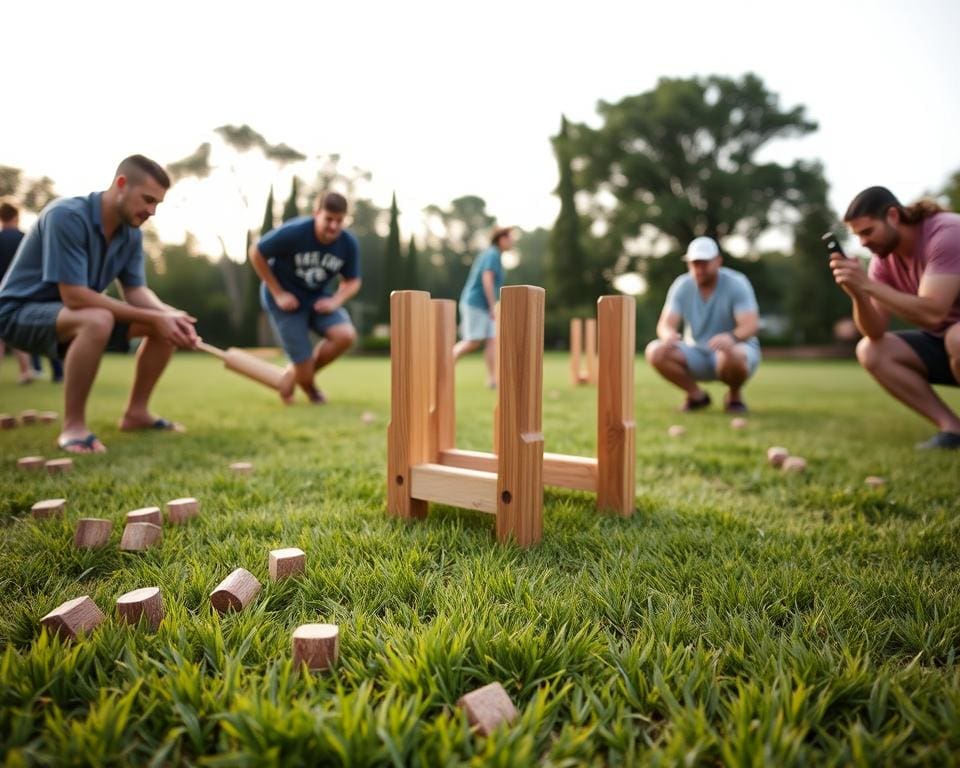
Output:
[292, 623, 339, 671]
[127, 506, 162, 526]
[45, 458, 73, 475]
[229, 461, 254, 475]
[39, 411, 59, 424]
[782, 456, 807, 473]
[18, 456, 46, 471]
[457, 682, 518, 736]
[269, 547, 305, 581]
[120, 522, 163, 551]
[20, 409, 38, 424]
[210, 568, 261, 613]
[0, 413, 17, 429]
[32, 498, 66, 519]
[767, 447, 789, 468]
[166, 497, 199, 524]
[40, 595, 105, 640]
[116, 587, 165, 631]
[74, 518, 112, 549]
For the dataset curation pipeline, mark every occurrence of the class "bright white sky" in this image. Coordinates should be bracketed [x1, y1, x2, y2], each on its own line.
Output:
[3, 0, 959, 264]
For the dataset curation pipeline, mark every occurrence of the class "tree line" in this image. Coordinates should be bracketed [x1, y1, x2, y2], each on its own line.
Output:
[4, 74, 958, 350]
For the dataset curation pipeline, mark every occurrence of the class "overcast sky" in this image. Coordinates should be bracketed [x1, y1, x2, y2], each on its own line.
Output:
[3, 0, 958, 260]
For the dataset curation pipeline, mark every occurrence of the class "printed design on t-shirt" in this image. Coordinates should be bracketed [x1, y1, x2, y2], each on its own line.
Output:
[293, 251, 345, 289]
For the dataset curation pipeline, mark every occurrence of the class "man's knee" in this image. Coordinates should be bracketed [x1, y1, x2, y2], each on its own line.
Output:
[715, 348, 748, 378]
[945, 324, 960, 360]
[856, 335, 883, 372]
[328, 324, 357, 349]
[71, 307, 115, 341]
[644, 339, 672, 368]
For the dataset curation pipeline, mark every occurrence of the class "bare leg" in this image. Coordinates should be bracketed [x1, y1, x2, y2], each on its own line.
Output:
[483, 338, 496, 388]
[858, 334, 960, 432]
[644, 340, 705, 398]
[14, 348, 34, 383]
[453, 339, 483, 361]
[55, 307, 113, 453]
[946, 324, 960, 386]
[313, 324, 357, 371]
[715, 347, 750, 403]
[119, 325, 183, 431]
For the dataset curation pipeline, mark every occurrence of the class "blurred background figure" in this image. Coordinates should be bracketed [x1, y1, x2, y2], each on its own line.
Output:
[0, 199, 35, 384]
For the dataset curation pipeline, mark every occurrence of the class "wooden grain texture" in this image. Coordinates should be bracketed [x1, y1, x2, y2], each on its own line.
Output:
[431, 299, 457, 454]
[210, 567, 261, 613]
[292, 623, 339, 671]
[439, 449, 598, 492]
[585, 317, 598, 385]
[269, 547, 305, 580]
[116, 587, 164, 630]
[119, 522, 162, 551]
[457, 682, 518, 736]
[40, 596, 105, 640]
[410, 463, 497, 514]
[74, 518, 112, 549]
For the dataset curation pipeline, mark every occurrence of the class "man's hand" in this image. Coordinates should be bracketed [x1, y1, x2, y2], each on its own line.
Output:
[274, 291, 300, 312]
[659, 330, 682, 344]
[707, 332, 737, 352]
[153, 311, 199, 349]
[831, 255, 869, 296]
[313, 296, 340, 314]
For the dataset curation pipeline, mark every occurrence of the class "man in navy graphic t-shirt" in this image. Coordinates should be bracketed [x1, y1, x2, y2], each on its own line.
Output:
[250, 191, 362, 404]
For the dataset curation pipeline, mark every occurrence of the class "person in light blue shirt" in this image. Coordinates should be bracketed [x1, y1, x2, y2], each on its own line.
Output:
[453, 226, 511, 388]
[645, 236, 761, 412]
[0, 155, 199, 454]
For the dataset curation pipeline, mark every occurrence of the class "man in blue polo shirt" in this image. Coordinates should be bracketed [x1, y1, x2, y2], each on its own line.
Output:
[249, 191, 362, 404]
[0, 155, 198, 453]
[645, 236, 761, 412]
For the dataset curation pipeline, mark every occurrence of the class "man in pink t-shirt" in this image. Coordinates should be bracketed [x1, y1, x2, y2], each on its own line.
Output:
[830, 186, 960, 450]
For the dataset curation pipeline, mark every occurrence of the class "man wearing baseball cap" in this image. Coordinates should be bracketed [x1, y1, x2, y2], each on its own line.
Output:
[645, 236, 761, 412]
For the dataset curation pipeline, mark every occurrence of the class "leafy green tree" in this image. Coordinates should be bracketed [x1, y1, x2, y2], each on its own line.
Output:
[421, 195, 495, 299]
[380, 193, 403, 323]
[282, 177, 300, 222]
[0, 165, 57, 212]
[941, 169, 960, 212]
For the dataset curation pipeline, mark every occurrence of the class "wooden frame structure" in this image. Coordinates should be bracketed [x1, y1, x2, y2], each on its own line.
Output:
[388, 288, 637, 548]
[570, 317, 598, 386]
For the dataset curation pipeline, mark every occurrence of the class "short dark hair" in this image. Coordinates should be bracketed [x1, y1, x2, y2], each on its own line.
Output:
[116, 154, 171, 189]
[0, 200, 18, 223]
[844, 185, 944, 225]
[315, 191, 348, 214]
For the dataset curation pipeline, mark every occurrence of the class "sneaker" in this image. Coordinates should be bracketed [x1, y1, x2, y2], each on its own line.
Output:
[724, 398, 749, 414]
[915, 431, 960, 450]
[680, 392, 711, 412]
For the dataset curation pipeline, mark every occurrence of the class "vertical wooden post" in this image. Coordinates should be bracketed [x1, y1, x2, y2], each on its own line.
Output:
[569, 318, 583, 386]
[585, 317, 598, 385]
[387, 291, 431, 520]
[596, 295, 636, 516]
[496, 286, 544, 547]
[493, 300, 501, 454]
[431, 299, 457, 454]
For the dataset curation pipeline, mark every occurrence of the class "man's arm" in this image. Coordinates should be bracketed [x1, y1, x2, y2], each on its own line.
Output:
[481, 270, 496, 319]
[656, 309, 682, 342]
[249, 242, 299, 311]
[313, 277, 362, 313]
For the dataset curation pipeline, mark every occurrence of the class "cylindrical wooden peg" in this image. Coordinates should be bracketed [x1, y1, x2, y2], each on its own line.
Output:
[45, 458, 73, 475]
[782, 456, 807, 473]
[18, 456, 45, 471]
[269, 547, 305, 581]
[40, 595, 105, 640]
[120, 522, 162, 551]
[32, 498, 66, 519]
[166, 497, 199, 524]
[74, 518, 112, 549]
[126, 506, 162, 526]
[210, 568, 261, 613]
[116, 587, 164, 630]
[292, 623, 339, 671]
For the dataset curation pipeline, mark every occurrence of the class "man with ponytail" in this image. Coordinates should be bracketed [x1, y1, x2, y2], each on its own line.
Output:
[830, 186, 960, 449]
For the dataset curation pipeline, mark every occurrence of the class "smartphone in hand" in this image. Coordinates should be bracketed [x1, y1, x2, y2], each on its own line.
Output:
[821, 231, 849, 259]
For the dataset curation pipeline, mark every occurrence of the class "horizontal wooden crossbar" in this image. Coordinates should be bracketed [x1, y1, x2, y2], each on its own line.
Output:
[438, 448, 598, 492]
[410, 463, 497, 514]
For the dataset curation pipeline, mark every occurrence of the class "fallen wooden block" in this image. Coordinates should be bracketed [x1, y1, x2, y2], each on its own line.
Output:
[39, 411, 59, 424]
[166, 497, 199, 524]
[730, 417, 748, 430]
[782, 456, 807, 473]
[32, 498, 66, 519]
[269, 547, 305, 581]
[126, 506, 162, 526]
[229, 461, 254, 475]
[766, 446, 789, 468]
[120, 522, 163, 551]
[74, 518, 112, 549]
[360, 411, 376, 425]
[291, 623, 339, 671]
[667, 425, 686, 438]
[0, 414, 17, 429]
[116, 587, 165, 631]
[865, 476, 887, 489]
[19, 409, 39, 424]
[457, 682, 518, 736]
[17, 456, 45, 471]
[40, 595, 105, 640]
[210, 568, 261, 613]
[45, 458, 73, 475]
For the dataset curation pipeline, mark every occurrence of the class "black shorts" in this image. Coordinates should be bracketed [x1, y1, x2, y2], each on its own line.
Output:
[896, 330, 958, 386]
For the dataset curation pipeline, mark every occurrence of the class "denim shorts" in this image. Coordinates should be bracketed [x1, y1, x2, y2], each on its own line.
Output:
[677, 341, 761, 381]
[0, 300, 130, 358]
[459, 302, 495, 342]
[261, 285, 352, 364]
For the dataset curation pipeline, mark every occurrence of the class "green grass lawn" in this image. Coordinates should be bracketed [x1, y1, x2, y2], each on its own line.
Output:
[1, 351, 958, 766]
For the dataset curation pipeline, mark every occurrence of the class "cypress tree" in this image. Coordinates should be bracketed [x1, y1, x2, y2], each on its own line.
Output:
[282, 177, 300, 222]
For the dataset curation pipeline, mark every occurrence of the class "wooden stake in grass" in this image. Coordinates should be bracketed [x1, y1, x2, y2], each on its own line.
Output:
[767, 446, 789, 468]
[44, 458, 73, 475]
[74, 518, 112, 549]
[291, 623, 339, 671]
[0, 413, 17, 429]
[120, 522, 162, 551]
[31, 498, 66, 519]
[126, 507, 162, 526]
[457, 682, 518, 736]
[116, 587, 164, 631]
[269, 547, 305, 581]
[17, 456, 45, 471]
[40, 596, 105, 640]
[229, 461, 254, 475]
[166, 497, 199, 524]
[210, 568, 261, 613]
